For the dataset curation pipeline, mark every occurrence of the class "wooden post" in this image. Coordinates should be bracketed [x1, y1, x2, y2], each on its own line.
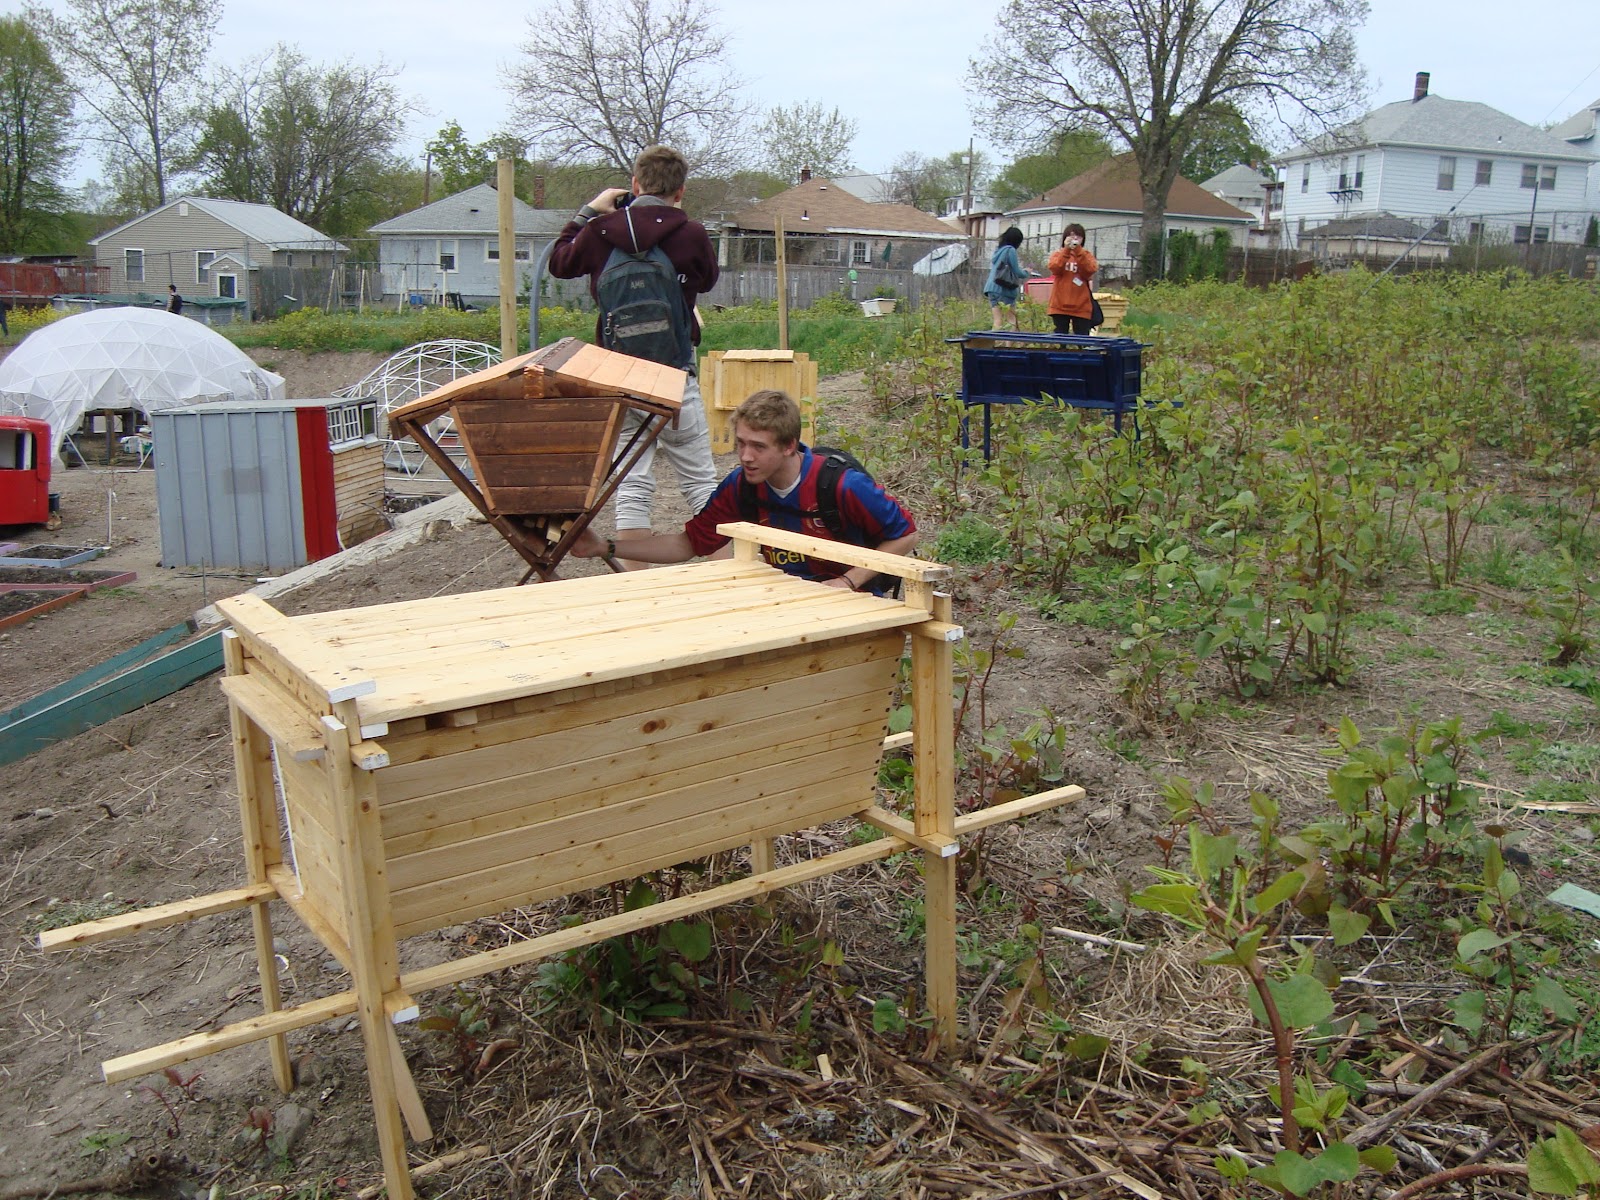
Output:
[774, 214, 789, 351]
[321, 707, 415, 1199]
[222, 631, 294, 1093]
[913, 592, 958, 1047]
[498, 157, 518, 359]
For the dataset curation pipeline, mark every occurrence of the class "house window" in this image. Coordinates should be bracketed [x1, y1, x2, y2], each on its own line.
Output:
[1468, 222, 1485, 241]
[1437, 156, 1455, 190]
[486, 239, 533, 262]
[1514, 225, 1550, 244]
[851, 240, 871, 265]
[1521, 163, 1556, 190]
[1301, 163, 1309, 193]
[284, 252, 294, 269]
[439, 240, 457, 271]
[196, 250, 215, 283]
[216, 273, 238, 299]
[1126, 239, 1140, 259]
[821, 241, 842, 264]
[1355, 155, 1365, 189]
[125, 248, 144, 283]
[1476, 160, 1493, 186]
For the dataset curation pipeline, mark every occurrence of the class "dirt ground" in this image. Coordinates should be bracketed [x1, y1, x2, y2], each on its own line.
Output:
[0, 351, 1595, 1199]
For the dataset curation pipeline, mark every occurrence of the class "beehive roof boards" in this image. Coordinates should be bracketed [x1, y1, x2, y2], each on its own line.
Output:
[386, 338, 685, 427]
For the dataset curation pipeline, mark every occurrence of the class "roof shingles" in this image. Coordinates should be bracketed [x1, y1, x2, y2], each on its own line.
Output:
[1008, 155, 1253, 222]
[728, 178, 961, 238]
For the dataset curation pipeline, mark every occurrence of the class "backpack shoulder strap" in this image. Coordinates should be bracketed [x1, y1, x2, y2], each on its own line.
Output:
[813, 453, 850, 539]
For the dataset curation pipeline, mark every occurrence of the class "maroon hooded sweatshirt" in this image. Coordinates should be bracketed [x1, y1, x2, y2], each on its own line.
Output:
[548, 196, 719, 349]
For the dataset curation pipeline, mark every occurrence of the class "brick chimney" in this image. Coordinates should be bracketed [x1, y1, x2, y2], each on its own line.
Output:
[1413, 72, 1430, 102]
[799, 166, 812, 183]
[533, 175, 545, 207]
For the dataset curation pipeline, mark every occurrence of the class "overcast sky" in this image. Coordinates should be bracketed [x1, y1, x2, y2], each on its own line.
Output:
[11, 0, 1600, 187]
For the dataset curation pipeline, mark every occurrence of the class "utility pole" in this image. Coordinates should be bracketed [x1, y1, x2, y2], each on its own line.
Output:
[963, 137, 974, 218]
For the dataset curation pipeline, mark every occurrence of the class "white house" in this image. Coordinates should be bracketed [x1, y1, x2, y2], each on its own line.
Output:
[1550, 97, 1600, 219]
[1199, 164, 1277, 225]
[1277, 73, 1598, 248]
[368, 183, 570, 306]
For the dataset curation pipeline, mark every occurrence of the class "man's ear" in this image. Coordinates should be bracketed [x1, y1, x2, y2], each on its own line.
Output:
[668, 186, 686, 206]
[631, 176, 643, 196]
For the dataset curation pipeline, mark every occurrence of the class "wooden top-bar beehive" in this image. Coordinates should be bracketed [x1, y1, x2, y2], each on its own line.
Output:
[388, 337, 683, 517]
[41, 525, 1086, 1200]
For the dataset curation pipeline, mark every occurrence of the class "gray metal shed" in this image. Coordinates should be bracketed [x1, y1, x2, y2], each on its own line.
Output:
[152, 397, 382, 572]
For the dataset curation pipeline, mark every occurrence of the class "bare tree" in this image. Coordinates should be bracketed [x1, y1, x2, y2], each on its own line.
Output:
[971, 0, 1367, 279]
[887, 150, 979, 213]
[0, 13, 74, 252]
[759, 101, 857, 183]
[502, 0, 753, 178]
[194, 45, 414, 235]
[32, 0, 221, 207]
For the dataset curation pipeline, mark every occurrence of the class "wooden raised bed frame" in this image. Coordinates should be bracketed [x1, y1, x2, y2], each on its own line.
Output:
[40, 525, 1083, 1199]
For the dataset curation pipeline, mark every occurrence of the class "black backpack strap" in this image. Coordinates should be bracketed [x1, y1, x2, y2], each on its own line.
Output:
[814, 453, 850, 539]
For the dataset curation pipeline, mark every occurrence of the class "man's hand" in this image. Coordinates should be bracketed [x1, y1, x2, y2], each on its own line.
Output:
[569, 526, 608, 558]
[821, 575, 855, 590]
[587, 187, 631, 214]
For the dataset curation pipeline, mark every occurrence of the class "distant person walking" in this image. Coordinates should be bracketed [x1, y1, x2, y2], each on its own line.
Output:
[1047, 224, 1097, 335]
[167, 285, 183, 315]
[983, 226, 1026, 330]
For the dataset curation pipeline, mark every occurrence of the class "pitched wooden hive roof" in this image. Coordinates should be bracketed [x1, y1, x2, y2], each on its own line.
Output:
[388, 338, 686, 516]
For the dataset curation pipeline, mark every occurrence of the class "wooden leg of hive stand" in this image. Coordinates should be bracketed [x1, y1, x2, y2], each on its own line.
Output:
[321, 709, 414, 1200]
[224, 631, 294, 1093]
[749, 836, 776, 893]
[912, 592, 958, 1048]
[385, 1021, 434, 1143]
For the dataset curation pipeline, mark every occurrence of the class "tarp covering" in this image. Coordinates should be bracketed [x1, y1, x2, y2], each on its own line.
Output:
[912, 242, 970, 276]
[0, 307, 286, 462]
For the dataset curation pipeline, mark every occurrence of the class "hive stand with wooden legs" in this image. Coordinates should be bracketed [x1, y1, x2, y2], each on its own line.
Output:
[386, 337, 689, 583]
[39, 524, 1085, 1200]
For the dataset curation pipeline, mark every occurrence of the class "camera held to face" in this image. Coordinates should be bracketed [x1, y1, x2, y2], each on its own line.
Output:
[615, 191, 633, 209]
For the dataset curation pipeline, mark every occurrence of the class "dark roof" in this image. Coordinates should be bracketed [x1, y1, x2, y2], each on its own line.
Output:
[1008, 154, 1253, 222]
[1303, 212, 1450, 242]
[727, 178, 961, 239]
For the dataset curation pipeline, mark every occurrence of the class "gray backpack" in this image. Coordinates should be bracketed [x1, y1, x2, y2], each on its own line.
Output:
[596, 210, 693, 367]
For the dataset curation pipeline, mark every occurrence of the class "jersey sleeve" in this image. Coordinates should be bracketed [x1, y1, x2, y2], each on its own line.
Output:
[682, 472, 744, 556]
[836, 471, 915, 545]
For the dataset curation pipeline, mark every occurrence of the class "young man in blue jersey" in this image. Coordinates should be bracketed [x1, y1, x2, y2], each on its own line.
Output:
[571, 389, 917, 594]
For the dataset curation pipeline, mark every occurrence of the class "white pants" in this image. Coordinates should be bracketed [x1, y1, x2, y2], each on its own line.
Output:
[613, 374, 719, 530]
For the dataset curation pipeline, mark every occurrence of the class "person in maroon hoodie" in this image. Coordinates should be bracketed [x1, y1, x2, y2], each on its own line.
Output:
[549, 145, 720, 563]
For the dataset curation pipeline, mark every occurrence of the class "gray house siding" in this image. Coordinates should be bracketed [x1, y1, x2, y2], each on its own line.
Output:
[91, 199, 343, 314]
[377, 234, 552, 305]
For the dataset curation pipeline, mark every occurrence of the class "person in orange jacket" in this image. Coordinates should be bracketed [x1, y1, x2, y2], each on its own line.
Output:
[1047, 223, 1097, 335]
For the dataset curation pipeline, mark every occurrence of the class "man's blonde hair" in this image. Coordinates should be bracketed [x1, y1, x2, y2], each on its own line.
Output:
[634, 145, 689, 197]
[733, 389, 801, 446]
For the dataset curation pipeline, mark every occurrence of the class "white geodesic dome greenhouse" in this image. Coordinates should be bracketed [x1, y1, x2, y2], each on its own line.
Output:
[0, 307, 286, 463]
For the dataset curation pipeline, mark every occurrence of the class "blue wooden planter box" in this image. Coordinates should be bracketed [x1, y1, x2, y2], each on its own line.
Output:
[948, 331, 1155, 457]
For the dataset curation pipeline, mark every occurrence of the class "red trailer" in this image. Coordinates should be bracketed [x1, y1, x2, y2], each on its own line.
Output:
[0, 415, 59, 528]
